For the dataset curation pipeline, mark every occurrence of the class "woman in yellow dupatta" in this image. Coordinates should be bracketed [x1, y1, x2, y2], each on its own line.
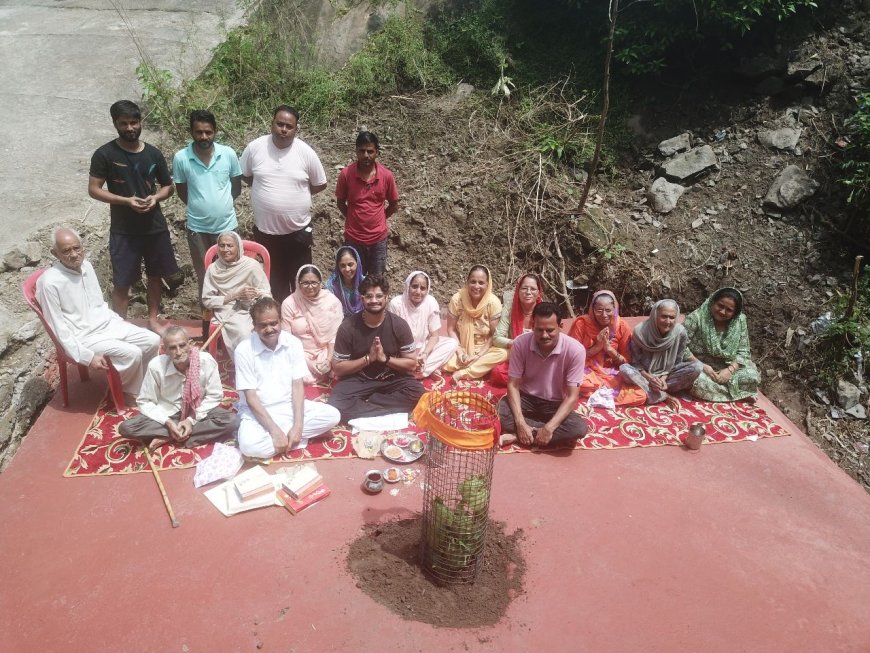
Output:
[443, 265, 508, 381]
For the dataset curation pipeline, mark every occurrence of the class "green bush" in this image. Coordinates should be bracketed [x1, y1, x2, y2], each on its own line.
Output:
[425, 0, 510, 86]
[840, 93, 870, 212]
[137, 5, 454, 138]
[816, 269, 870, 383]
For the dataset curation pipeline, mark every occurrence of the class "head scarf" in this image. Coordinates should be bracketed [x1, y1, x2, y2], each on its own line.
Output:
[588, 289, 622, 332]
[289, 265, 343, 346]
[686, 287, 749, 362]
[632, 299, 683, 374]
[509, 273, 544, 338]
[394, 271, 439, 346]
[327, 246, 364, 315]
[455, 265, 497, 352]
[204, 232, 259, 288]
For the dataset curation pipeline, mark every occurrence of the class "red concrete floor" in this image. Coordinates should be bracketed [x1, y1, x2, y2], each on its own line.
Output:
[1, 373, 869, 653]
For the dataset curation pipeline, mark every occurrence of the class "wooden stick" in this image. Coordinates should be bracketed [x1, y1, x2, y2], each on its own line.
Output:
[844, 255, 864, 321]
[143, 446, 180, 528]
[200, 319, 225, 351]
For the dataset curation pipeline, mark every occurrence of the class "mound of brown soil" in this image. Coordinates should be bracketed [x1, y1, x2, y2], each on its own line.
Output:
[347, 517, 525, 628]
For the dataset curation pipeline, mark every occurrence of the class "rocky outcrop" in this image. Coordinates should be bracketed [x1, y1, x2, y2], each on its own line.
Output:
[658, 145, 719, 183]
[657, 133, 691, 156]
[764, 165, 819, 209]
[647, 178, 687, 214]
[757, 128, 801, 152]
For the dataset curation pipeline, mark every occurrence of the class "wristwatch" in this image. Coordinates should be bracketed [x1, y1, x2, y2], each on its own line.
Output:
[384, 353, 391, 365]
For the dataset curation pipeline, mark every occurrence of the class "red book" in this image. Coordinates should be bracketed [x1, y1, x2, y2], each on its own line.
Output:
[277, 486, 331, 515]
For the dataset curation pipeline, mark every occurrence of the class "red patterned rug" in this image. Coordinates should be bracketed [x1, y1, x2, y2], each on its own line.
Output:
[64, 367, 788, 477]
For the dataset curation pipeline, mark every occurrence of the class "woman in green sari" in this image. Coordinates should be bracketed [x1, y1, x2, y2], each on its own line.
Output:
[685, 287, 760, 402]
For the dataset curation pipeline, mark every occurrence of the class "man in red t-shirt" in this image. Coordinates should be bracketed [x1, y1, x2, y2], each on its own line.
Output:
[335, 132, 399, 276]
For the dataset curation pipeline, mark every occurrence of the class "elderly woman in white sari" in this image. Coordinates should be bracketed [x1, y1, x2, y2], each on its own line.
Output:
[201, 231, 271, 354]
[387, 271, 458, 378]
[619, 299, 702, 410]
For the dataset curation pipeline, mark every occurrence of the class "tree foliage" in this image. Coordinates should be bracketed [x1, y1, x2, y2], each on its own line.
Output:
[569, 0, 820, 74]
[840, 94, 870, 212]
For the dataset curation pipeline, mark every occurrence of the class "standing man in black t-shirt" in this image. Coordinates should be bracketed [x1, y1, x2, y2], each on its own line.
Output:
[88, 100, 179, 333]
[328, 275, 425, 422]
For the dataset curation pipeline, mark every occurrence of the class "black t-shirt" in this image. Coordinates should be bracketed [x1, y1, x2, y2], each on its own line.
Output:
[89, 140, 172, 235]
[333, 312, 416, 380]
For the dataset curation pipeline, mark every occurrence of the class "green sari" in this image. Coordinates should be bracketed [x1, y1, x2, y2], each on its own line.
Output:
[684, 288, 760, 402]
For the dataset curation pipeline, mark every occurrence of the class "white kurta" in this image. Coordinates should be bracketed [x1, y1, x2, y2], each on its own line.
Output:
[137, 352, 224, 425]
[233, 331, 339, 458]
[36, 260, 160, 394]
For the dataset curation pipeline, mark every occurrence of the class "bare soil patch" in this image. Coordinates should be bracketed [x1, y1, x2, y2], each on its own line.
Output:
[346, 517, 526, 628]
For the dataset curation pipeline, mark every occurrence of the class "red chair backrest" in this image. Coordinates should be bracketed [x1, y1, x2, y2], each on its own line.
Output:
[22, 268, 67, 354]
[203, 240, 271, 279]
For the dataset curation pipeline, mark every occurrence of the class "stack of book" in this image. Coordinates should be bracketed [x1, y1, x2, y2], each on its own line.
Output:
[203, 465, 279, 516]
[277, 464, 331, 515]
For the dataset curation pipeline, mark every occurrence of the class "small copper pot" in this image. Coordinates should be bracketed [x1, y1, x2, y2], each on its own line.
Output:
[362, 470, 384, 494]
[684, 424, 706, 450]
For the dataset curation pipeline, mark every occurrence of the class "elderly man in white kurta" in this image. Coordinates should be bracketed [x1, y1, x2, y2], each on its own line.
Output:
[235, 297, 340, 459]
[37, 228, 159, 397]
[119, 326, 239, 447]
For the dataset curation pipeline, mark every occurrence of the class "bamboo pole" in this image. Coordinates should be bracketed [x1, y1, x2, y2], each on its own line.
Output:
[143, 446, 180, 528]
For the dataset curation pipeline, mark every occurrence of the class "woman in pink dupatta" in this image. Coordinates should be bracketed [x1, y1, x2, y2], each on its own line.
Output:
[280, 265, 344, 384]
[387, 271, 458, 378]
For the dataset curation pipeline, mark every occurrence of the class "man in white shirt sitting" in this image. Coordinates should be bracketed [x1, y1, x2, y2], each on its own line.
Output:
[235, 297, 340, 459]
[37, 227, 160, 400]
[119, 326, 239, 448]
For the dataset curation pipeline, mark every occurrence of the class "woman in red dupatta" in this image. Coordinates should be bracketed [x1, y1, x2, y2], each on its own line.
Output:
[568, 290, 646, 406]
[489, 273, 544, 387]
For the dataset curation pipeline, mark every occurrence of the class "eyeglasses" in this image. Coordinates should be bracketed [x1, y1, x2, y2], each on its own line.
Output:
[519, 287, 538, 294]
[299, 281, 320, 288]
[363, 294, 385, 300]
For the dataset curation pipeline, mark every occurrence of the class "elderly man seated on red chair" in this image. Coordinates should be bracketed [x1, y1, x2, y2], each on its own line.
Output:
[119, 326, 239, 449]
[37, 227, 160, 402]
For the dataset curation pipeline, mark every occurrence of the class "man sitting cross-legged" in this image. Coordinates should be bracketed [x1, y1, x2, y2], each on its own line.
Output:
[119, 326, 239, 448]
[235, 297, 341, 459]
[37, 227, 160, 402]
[328, 274, 425, 422]
[498, 302, 589, 448]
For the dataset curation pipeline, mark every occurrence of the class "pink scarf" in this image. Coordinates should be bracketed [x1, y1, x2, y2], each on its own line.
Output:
[181, 346, 203, 421]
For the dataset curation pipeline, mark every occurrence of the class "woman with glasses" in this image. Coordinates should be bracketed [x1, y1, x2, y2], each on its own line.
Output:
[489, 273, 544, 387]
[326, 245, 364, 316]
[281, 265, 343, 384]
[443, 264, 508, 381]
[201, 231, 271, 354]
[387, 271, 458, 378]
[567, 290, 646, 406]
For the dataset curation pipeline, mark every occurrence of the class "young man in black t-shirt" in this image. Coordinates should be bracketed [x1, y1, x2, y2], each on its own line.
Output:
[88, 100, 179, 333]
[328, 275, 425, 422]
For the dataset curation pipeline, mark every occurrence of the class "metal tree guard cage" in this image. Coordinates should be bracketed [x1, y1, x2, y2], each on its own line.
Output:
[413, 390, 498, 584]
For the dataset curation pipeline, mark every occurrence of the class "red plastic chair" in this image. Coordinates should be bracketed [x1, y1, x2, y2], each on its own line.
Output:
[202, 240, 272, 357]
[22, 268, 125, 410]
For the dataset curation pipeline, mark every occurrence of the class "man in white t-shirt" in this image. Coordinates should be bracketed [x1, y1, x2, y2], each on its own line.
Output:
[240, 105, 327, 303]
[234, 297, 340, 459]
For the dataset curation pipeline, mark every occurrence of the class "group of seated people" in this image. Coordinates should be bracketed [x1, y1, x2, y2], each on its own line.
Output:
[37, 227, 761, 460]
